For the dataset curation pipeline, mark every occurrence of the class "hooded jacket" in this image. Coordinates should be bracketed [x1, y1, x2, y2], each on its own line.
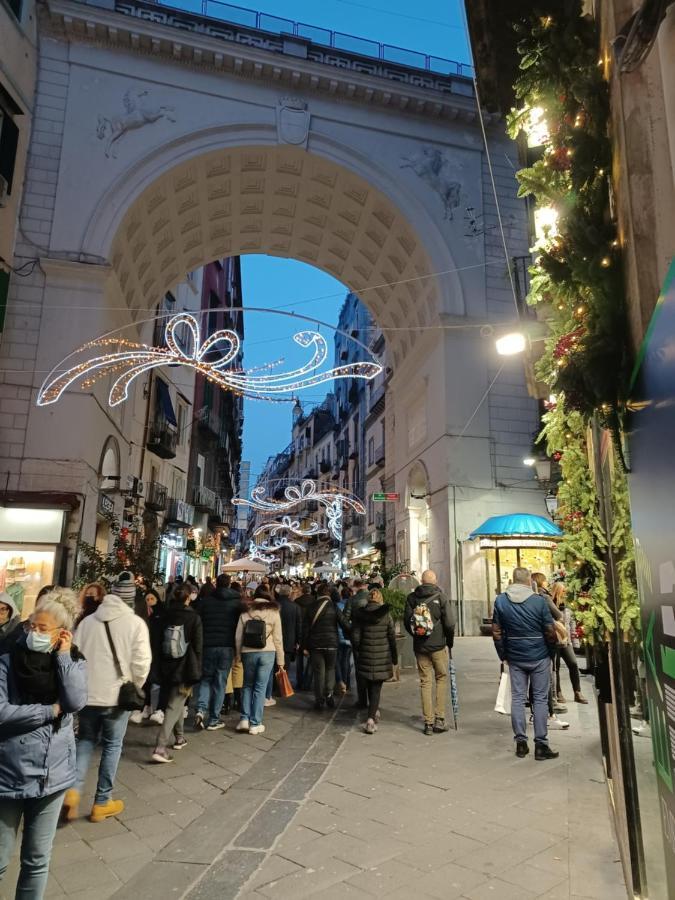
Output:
[193, 586, 241, 649]
[0, 592, 22, 655]
[492, 583, 558, 664]
[74, 594, 152, 706]
[404, 584, 456, 654]
[351, 602, 398, 682]
[0, 635, 87, 800]
[153, 602, 203, 686]
[302, 595, 339, 651]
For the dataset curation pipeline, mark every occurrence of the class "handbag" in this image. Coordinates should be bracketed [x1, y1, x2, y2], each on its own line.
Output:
[104, 621, 145, 711]
[494, 669, 511, 715]
[275, 667, 294, 699]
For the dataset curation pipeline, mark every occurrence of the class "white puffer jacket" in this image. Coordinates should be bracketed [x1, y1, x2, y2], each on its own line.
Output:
[74, 594, 151, 706]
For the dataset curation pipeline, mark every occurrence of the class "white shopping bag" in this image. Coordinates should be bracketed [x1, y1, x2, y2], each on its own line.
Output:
[494, 670, 511, 715]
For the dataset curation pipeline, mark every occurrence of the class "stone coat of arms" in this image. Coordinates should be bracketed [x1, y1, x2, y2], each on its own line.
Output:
[276, 97, 310, 148]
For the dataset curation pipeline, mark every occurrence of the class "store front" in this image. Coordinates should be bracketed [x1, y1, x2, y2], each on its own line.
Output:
[0, 506, 68, 616]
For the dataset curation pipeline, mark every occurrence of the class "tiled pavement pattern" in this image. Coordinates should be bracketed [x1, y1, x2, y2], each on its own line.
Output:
[3, 638, 627, 899]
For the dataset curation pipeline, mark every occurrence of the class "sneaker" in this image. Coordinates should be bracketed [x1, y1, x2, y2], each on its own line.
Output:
[632, 721, 651, 737]
[194, 712, 205, 730]
[553, 703, 568, 714]
[433, 718, 449, 733]
[535, 744, 560, 761]
[374, 709, 381, 724]
[206, 721, 225, 731]
[89, 799, 125, 821]
[141, 705, 152, 720]
[336, 681, 347, 695]
[129, 710, 144, 725]
[236, 719, 250, 732]
[172, 737, 188, 750]
[149, 710, 164, 725]
[423, 723, 434, 736]
[151, 747, 173, 764]
[515, 740, 529, 758]
[264, 698, 277, 708]
[325, 694, 335, 709]
[548, 715, 570, 730]
[248, 724, 266, 735]
[364, 718, 376, 735]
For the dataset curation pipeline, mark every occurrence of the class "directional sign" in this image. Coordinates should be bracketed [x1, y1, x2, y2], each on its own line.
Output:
[373, 492, 399, 502]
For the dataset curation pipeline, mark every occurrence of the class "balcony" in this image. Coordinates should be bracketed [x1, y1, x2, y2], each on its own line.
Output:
[167, 498, 195, 527]
[145, 480, 168, 512]
[198, 405, 220, 436]
[320, 459, 331, 474]
[192, 484, 217, 513]
[147, 418, 177, 460]
[368, 382, 386, 414]
[375, 444, 385, 466]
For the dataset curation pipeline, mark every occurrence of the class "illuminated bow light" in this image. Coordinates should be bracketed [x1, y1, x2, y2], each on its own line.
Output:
[253, 515, 327, 539]
[258, 537, 305, 554]
[247, 540, 278, 563]
[37, 313, 383, 408]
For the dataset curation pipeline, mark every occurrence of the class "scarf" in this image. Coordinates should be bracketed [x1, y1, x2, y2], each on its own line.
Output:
[12, 641, 60, 704]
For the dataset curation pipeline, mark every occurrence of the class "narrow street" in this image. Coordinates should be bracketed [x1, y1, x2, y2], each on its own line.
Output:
[5, 638, 625, 900]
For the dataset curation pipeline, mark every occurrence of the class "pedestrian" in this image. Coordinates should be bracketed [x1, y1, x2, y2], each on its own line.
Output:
[294, 582, 316, 690]
[302, 585, 339, 711]
[335, 587, 353, 695]
[64, 590, 151, 822]
[111, 570, 137, 609]
[404, 569, 456, 735]
[492, 567, 560, 760]
[151, 585, 203, 762]
[73, 582, 106, 629]
[235, 588, 284, 735]
[0, 589, 87, 898]
[342, 578, 370, 709]
[192, 573, 241, 730]
[531, 573, 570, 721]
[130, 587, 165, 725]
[351, 588, 397, 734]
[550, 582, 588, 704]
[0, 591, 23, 655]
[275, 583, 301, 701]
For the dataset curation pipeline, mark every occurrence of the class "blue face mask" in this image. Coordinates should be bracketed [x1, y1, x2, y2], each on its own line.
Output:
[26, 630, 54, 653]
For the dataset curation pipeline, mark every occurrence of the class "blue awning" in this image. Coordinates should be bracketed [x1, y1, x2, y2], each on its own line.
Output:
[469, 513, 562, 540]
[156, 378, 177, 427]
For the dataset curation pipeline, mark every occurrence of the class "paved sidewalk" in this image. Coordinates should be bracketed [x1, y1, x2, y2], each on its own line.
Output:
[3, 638, 627, 900]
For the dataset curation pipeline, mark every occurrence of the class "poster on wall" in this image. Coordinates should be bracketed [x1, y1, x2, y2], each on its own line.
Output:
[628, 260, 675, 895]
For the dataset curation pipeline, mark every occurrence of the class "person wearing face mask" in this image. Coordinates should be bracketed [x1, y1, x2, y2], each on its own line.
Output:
[0, 592, 22, 655]
[0, 589, 87, 899]
[74, 583, 105, 629]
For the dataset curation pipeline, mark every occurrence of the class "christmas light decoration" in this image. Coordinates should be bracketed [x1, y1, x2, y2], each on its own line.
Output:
[37, 313, 383, 408]
[246, 535, 305, 563]
[247, 541, 278, 563]
[234, 479, 365, 542]
[252, 515, 327, 540]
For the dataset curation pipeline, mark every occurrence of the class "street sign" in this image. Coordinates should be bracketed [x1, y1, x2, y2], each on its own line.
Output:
[372, 492, 399, 502]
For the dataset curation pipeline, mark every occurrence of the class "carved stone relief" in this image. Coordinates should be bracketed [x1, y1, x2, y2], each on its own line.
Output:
[400, 147, 462, 220]
[97, 89, 176, 158]
[276, 97, 310, 149]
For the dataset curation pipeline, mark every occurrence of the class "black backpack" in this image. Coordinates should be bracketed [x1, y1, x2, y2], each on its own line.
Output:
[243, 616, 267, 649]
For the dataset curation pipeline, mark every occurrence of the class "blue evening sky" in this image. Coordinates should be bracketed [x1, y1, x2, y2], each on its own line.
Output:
[237, 0, 471, 486]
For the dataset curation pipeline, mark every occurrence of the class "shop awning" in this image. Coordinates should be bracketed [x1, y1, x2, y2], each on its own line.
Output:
[156, 378, 177, 427]
[469, 513, 562, 540]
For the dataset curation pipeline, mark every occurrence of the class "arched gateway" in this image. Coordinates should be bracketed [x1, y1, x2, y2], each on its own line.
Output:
[0, 0, 545, 630]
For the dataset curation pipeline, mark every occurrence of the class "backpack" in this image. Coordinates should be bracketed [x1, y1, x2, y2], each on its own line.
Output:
[243, 616, 267, 649]
[162, 623, 188, 659]
[410, 598, 435, 638]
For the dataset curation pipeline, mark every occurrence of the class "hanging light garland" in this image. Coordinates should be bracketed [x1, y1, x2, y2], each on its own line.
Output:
[37, 312, 383, 408]
[252, 515, 327, 539]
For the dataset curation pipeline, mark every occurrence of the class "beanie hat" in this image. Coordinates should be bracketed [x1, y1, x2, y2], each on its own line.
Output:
[112, 571, 137, 608]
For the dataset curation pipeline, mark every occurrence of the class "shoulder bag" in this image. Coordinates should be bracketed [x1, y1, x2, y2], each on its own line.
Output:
[104, 621, 145, 711]
[310, 600, 329, 630]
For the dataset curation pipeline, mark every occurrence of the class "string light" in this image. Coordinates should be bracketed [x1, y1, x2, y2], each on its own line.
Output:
[37, 313, 383, 408]
[253, 516, 327, 539]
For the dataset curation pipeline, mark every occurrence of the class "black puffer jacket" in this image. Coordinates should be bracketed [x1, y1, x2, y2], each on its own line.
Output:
[193, 587, 241, 649]
[351, 602, 397, 682]
[153, 604, 203, 686]
[404, 584, 456, 654]
[278, 597, 302, 657]
[295, 591, 315, 624]
[302, 596, 338, 650]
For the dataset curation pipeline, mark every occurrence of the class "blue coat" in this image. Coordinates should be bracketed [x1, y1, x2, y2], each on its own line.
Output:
[492, 584, 557, 665]
[0, 642, 88, 800]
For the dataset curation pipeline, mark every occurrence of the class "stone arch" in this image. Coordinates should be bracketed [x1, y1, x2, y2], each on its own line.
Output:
[98, 436, 121, 492]
[85, 135, 465, 368]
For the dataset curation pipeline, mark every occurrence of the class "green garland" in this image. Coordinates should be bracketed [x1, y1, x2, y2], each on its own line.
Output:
[507, 6, 640, 640]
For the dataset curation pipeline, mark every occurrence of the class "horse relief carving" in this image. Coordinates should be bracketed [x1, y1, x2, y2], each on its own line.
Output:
[97, 89, 176, 158]
[401, 147, 462, 220]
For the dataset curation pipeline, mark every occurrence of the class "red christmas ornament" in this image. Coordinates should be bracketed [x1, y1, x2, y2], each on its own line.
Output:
[116, 549, 126, 561]
[552, 451, 563, 462]
[554, 326, 585, 360]
[120, 527, 129, 541]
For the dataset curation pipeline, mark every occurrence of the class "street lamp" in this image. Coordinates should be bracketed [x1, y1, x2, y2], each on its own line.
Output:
[545, 490, 558, 519]
[523, 456, 536, 467]
[496, 332, 527, 356]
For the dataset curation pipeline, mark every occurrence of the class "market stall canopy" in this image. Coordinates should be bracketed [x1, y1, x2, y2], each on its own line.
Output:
[313, 562, 341, 573]
[469, 513, 562, 540]
[220, 557, 269, 573]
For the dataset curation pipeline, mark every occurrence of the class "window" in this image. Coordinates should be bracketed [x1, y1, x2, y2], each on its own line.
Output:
[176, 400, 187, 446]
[368, 437, 374, 466]
[0, 107, 20, 194]
[196, 454, 205, 487]
[368, 498, 374, 525]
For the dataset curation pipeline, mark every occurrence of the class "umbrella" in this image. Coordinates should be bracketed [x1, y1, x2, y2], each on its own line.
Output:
[388, 573, 420, 594]
[449, 657, 459, 730]
[220, 557, 269, 574]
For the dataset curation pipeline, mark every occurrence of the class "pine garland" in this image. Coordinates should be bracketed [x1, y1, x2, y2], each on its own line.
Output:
[507, 6, 639, 640]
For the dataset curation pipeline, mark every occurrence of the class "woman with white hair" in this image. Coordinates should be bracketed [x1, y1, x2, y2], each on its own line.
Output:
[0, 588, 87, 898]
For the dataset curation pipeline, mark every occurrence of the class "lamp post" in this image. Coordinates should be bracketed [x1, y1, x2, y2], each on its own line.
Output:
[545, 490, 558, 520]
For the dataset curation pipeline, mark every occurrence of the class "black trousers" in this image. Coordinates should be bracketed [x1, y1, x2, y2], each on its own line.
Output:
[311, 649, 337, 702]
[365, 679, 383, 720]
[351, 650, 368, 706]
[556, 644, 582, 694]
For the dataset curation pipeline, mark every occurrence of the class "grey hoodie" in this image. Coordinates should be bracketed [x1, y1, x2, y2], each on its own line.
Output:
[0, 592, 22, 652]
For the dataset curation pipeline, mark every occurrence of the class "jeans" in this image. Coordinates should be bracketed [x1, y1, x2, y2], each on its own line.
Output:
[241, 651, 276, 727]
[265, 664, 275, 700]
[510, 657, 551, 745]
[416, 649, 448, 724]
[365, 679, 383, 720]
[0, 791, 65, 899]
[194, 646, 234, 725]
[75, 706, 130, 804]
[555, 644, 582, 694]
[336, 644, 352, 689]
[157, 686, 186, 749]
[310, 649, 337, 702]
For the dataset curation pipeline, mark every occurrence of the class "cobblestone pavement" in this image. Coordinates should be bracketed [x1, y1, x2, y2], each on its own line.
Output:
[3, 638, 627, 900]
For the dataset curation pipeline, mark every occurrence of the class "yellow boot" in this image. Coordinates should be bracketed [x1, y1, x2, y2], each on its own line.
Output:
[61, 788, 80, 822]
[89, 798, 124, 822]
